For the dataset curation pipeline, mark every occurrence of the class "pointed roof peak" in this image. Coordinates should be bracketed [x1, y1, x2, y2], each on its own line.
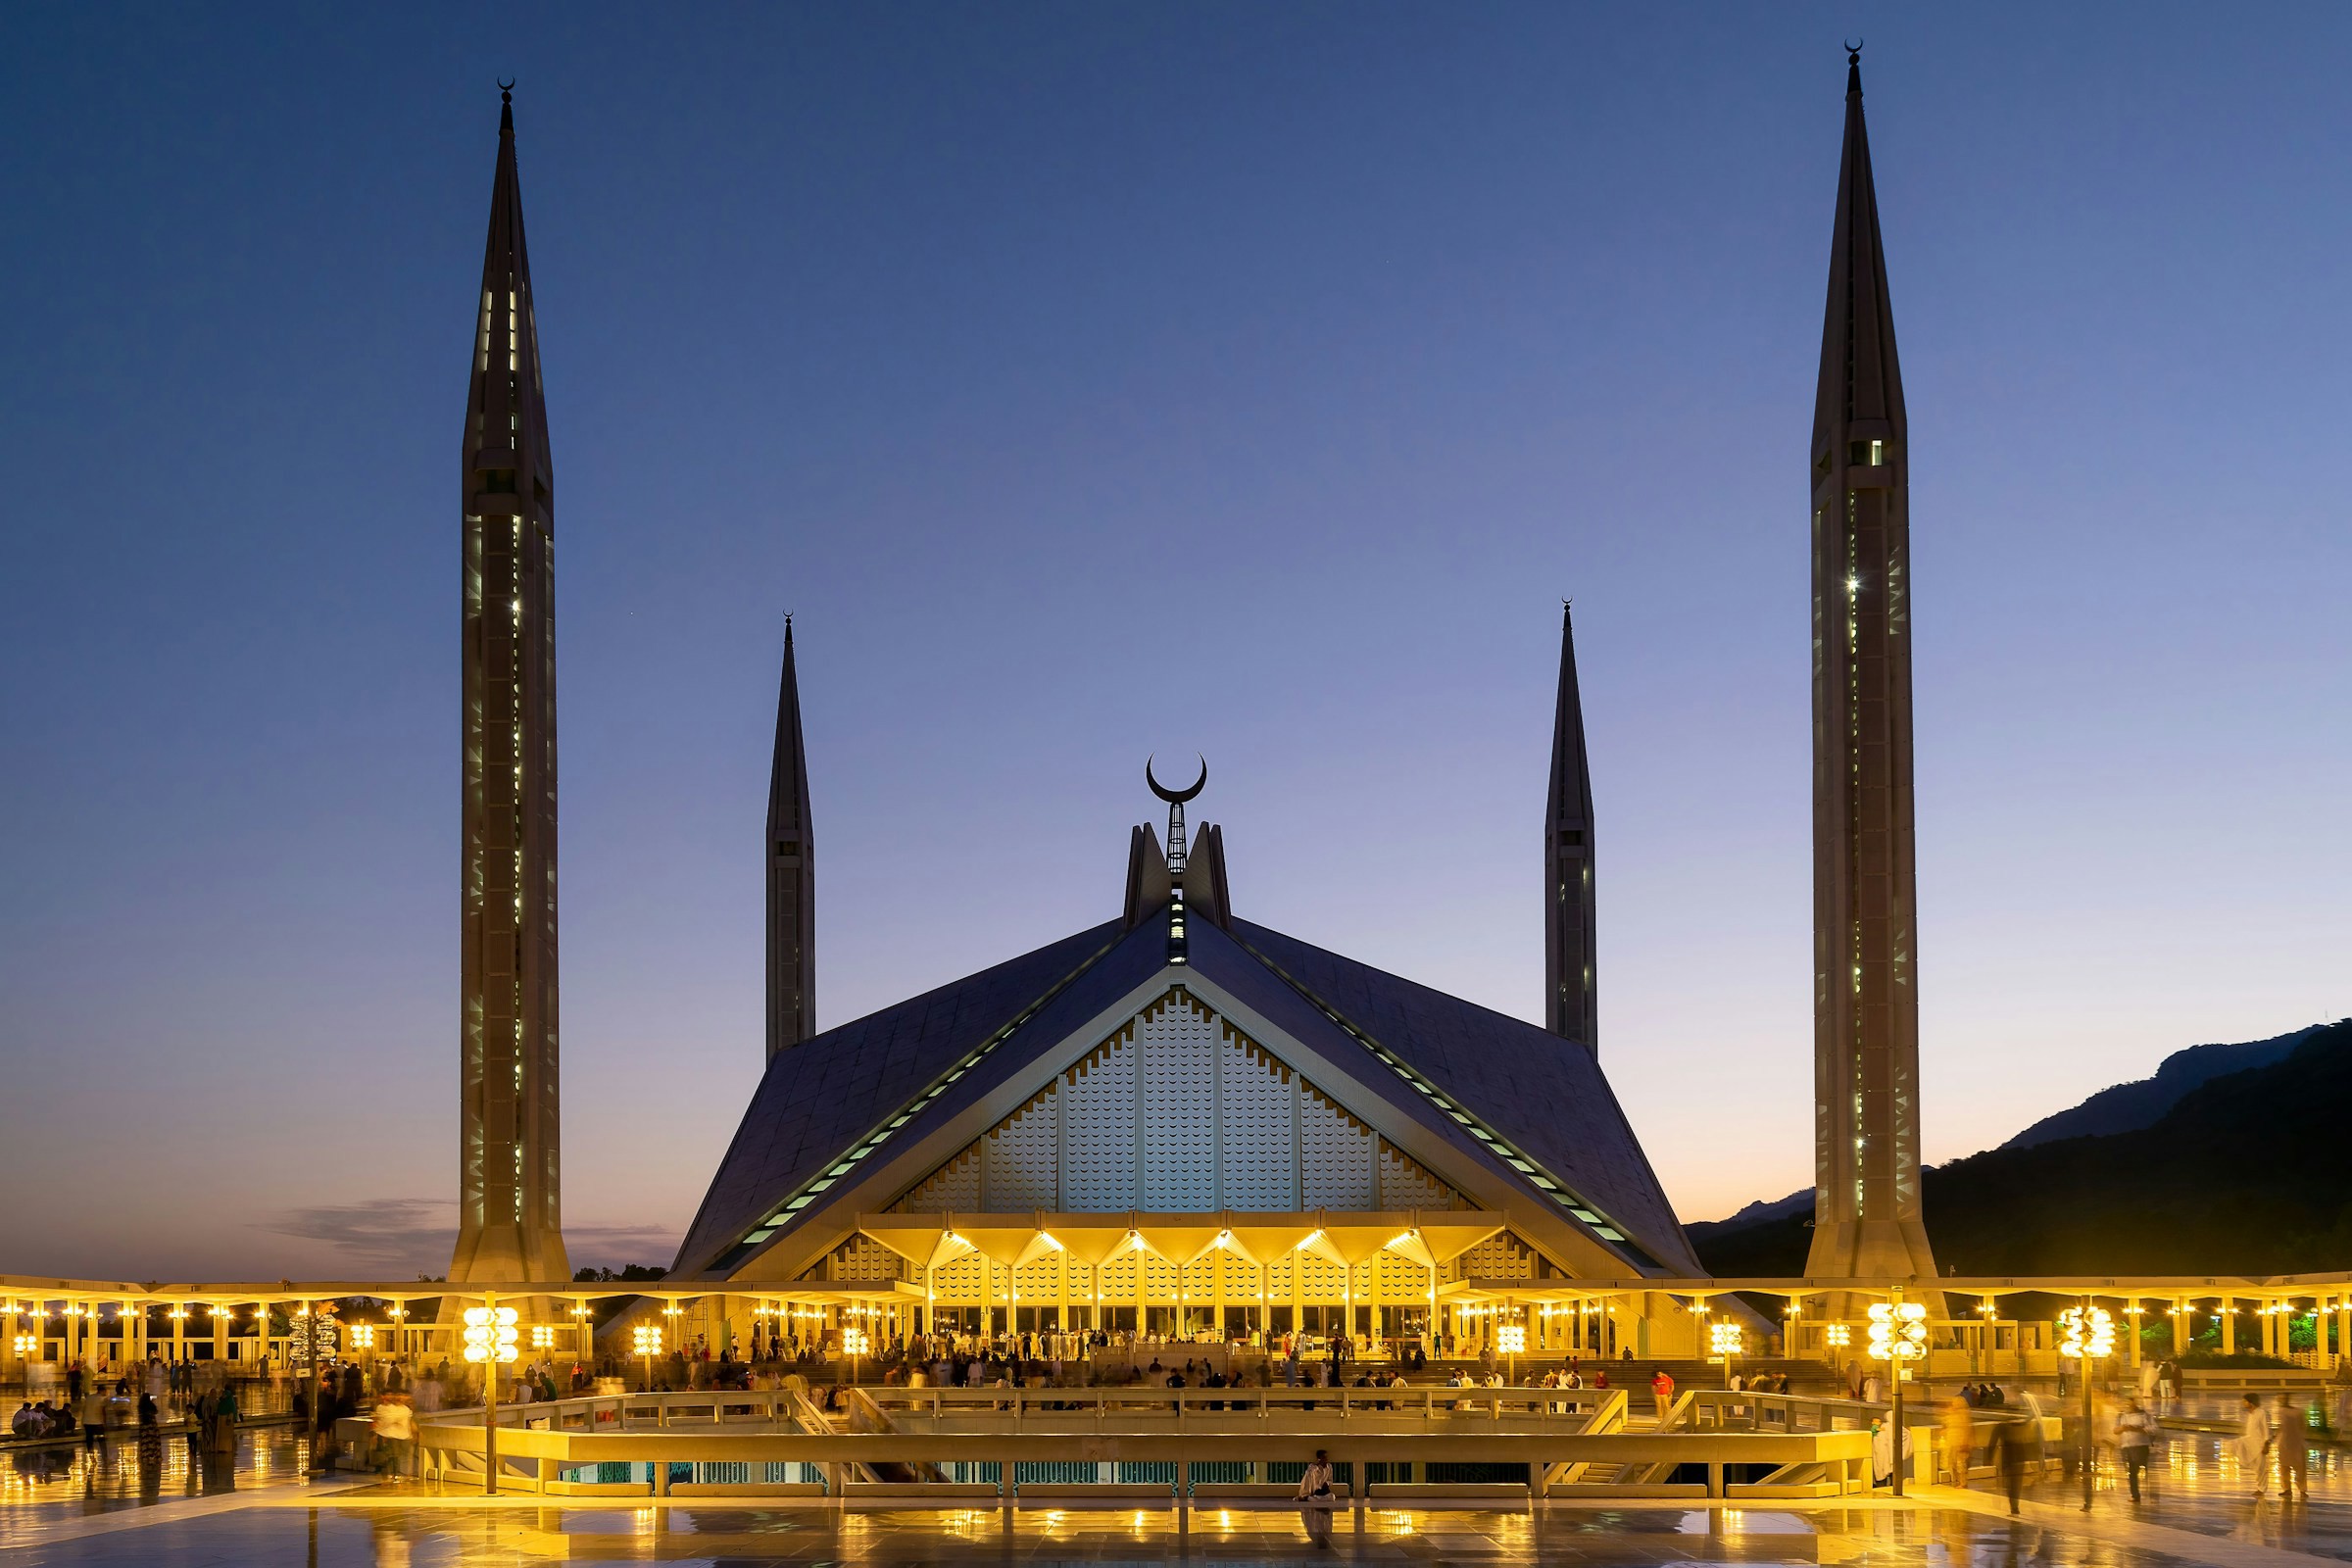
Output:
[784, 611, 795, 647]
[499, 78, 515, 135]
[1844, 39, 1863, 95]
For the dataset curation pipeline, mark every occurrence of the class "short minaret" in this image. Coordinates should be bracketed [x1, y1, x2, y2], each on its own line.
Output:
[765, 617, 815, 1060]
[1146, 757, 1206, 964]
[1803, 49, 1937, 1283]
[452, 85, 569, 1285]
[1544, 603, 1597, 1055]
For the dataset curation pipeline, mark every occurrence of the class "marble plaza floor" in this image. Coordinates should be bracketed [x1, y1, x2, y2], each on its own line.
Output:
[1, 1427, 2346, 1566]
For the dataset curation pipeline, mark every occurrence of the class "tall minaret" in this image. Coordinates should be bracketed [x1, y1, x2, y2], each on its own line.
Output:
[451, 85, 569, 1285]
[1803, 50, 1936, 1283]
[1544, 603, 1597, 1054]
[765, 618, 815, 1060]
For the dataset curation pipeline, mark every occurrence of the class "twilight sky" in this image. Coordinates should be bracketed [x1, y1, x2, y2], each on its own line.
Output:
[3, 3, 2345, 1283]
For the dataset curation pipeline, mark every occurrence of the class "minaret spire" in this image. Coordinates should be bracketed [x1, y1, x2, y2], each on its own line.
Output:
[452, 83, 568, 1285]
[1544, 602, 1597, 1055]
[1803, 48, 1937, 1284]
[765, 616, 816, 1060]
[1146, 757, 1206, 964]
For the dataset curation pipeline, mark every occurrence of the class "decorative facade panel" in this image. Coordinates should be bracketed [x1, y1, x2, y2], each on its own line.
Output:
[1059, 1029, 1136, 1210]
[829, 1235, 905, 1282]
[895, 1146, 980, 1212]
[1377, 1139, 1461, 1209]
[985, 1088, 1059, 1209]
[1298, 1082, 1377, 1208]
[1138, 994, 1219, 1209]
[883, 992, 1491, 1228]
[1460, 1231, 1539, 1280]
[1218, 1029, 1297, 1209]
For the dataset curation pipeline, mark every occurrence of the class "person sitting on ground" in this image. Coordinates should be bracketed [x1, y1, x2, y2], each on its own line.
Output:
[11, 1401, 42, 1438]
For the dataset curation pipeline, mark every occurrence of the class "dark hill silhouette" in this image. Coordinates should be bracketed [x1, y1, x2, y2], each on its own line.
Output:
[1694, 1022, 2328, 1239]
[1692, 1017, 2352, 1278]
[2001, 1024, 2319, 1149]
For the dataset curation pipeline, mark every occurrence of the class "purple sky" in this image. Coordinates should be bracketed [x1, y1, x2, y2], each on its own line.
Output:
[3, 5, 2345, 1283]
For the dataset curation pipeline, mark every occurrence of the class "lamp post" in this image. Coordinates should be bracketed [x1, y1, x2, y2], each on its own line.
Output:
[463, 1299, 520, 1494]
[1710, 1319, 1744, 1386]
[1866, 1296, 1927, 1495]
[2058, 1301, 2115, 1512]
[632, 1323, 662, 1394]
[843, 1325, 869, 1387]
[348, 1321, 376, 1393]
[1495, 1322, 1525, 1385]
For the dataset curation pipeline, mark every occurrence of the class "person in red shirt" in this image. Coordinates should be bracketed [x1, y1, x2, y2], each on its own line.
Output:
[1650, 1368, 1676, 1423]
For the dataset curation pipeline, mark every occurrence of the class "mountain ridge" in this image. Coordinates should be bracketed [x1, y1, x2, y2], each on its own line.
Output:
[1689, 1017, 2352, 1277]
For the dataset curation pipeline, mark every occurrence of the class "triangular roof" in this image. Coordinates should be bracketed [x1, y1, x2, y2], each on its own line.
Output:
[671, 908, 1703, 1280]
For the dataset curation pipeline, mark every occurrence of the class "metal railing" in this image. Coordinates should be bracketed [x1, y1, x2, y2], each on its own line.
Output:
[393, 1386, 1871, 1503]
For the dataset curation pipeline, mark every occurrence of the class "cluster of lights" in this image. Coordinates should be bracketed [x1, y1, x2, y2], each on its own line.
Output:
[1709, 1321, 1744, 1357]
[841, 1327, 870, 1357]
[1865, 1301, 1925, 1362]
[2058, 1305, 2115, 1360]
[348, 1323, 376, 1350]
[632, 1324, 662, 1357]
[11, 1335, 36, 1358]
[1823, 1322, 1851, 1349]
[1494, 1324, 1526, 1356]
[463, 1305, 519, 1365]
[529, 1325, 556, 1350]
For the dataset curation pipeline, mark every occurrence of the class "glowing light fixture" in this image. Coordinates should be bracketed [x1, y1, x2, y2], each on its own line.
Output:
[463, 1304, 520, 1365]
[2057, 1305, 2115, 1361]
[1866, 1301, 1926, 1363]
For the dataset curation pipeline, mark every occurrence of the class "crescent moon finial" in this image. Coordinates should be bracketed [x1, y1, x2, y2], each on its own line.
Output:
[1146, 754, 1207, 806]
[1842, 36, 1863, 61]
[498, 76, 516, 93]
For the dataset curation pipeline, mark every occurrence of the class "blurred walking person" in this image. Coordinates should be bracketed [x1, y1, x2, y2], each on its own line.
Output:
[134, 1394, 164, 1497]
[2116, 1396, 2157, 1502]
[1988, 1416, 2037, 1516]
[2237, 1393, 2274, 1499]
[2274, 1392, 2309, 1503]
[1940, 1394, 1975, 1488]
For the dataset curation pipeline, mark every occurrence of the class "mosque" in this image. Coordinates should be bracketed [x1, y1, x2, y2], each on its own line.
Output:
[662, 620, 1706, 1360]
[446, 50, 1930, 1366]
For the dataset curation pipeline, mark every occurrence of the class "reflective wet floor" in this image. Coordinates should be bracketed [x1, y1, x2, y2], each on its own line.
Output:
[0, 1502, 2242, 1567]
[1, 1427, 2344, 1565]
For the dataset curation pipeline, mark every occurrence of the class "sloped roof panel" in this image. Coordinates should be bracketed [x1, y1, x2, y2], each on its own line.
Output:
[670, 918, 1140, 1275]
[1218, 918, 1703, 1274]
